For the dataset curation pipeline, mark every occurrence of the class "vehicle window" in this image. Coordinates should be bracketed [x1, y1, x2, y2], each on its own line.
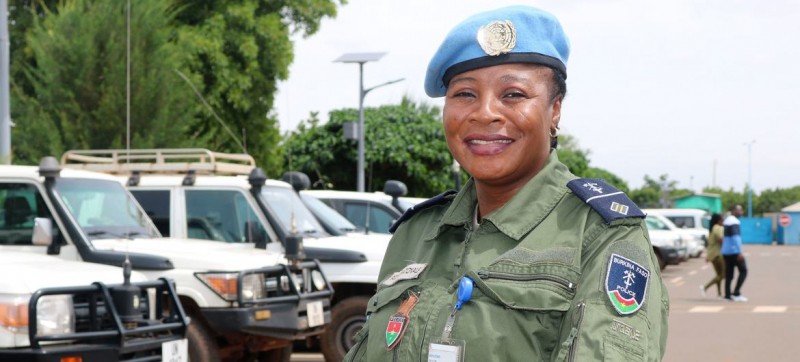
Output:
[301, 194, 360, 233]
[185, 189, 269, 243]
[130, 190, 171, 236]
[53, 178, 158, 239]
[0, 183, 60, 245]
[259, 186, 328, 238]
[344, 202, 395, 234]
[666, 216, 694, 228]
[645, 216, 669, 230]
[701, 216, 710, 229]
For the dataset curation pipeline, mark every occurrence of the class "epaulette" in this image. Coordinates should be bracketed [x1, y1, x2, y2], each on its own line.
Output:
[567, 178, 645, 224]
[388, 190, 458, 233]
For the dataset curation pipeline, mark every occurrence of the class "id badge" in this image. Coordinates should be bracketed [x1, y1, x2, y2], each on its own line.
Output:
[428, 337, 465, 362]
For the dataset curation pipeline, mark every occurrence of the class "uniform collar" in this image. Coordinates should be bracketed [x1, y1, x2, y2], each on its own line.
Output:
[430, 151, 575, 241]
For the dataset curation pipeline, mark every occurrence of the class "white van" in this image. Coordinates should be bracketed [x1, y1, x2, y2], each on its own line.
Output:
[645, 208, 710, 257]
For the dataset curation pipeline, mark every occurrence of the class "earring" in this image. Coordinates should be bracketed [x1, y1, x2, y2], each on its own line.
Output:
[549, 128, 558, 137]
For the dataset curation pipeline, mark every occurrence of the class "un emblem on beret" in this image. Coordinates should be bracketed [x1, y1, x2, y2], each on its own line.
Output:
[477, 20, 516, 56]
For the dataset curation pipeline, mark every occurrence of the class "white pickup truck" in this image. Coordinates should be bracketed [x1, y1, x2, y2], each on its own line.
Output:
[2, 157, 332, 361]
[0, 249, 188, 361]
[61, 148, 390, 362]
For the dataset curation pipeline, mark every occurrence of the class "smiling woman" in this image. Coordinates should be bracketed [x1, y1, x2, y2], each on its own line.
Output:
[345, 5, 669, 362]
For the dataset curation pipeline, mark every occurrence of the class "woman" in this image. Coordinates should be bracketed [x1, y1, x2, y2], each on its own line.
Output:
[701, 213, 725, 297]
[345, 6, 668, 361]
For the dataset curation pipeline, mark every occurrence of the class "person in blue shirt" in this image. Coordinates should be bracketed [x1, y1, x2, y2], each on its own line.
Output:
[721, 204, 748, 302]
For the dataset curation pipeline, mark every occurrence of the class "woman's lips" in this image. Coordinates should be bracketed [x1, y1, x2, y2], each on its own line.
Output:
[463, 135, 514, 155]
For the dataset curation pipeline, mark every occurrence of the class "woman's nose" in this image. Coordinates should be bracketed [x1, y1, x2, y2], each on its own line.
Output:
[470, 96, 503, 125]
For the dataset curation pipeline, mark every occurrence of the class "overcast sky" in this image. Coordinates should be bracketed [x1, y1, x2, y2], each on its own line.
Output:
[275, 0, 800, 193]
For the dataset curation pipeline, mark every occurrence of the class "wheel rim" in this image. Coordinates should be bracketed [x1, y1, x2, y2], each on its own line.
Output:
[337, 314, 367, 355]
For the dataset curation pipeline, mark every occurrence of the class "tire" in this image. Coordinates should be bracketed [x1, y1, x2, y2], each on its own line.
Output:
[257, 345, 292, 362]
[321, 296, 369, 362]
[187, 320, 221, 362]
[655, 250, 666, 271]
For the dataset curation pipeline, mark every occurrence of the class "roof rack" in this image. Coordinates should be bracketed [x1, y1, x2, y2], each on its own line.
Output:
[61, 148, 256, 175]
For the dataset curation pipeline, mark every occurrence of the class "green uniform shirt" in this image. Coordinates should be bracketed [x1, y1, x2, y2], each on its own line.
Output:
[345, 153, 669, 361]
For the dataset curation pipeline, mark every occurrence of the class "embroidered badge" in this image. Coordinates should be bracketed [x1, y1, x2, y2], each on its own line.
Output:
[477, 20, 516, 56]
[605, 254, 649, 315]
[386, 292, 419, 350]
[381, 263, 427, 286]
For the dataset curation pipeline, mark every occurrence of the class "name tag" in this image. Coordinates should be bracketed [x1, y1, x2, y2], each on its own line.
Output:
[381, 263, 427, 286]
[428, 341, 463, 362]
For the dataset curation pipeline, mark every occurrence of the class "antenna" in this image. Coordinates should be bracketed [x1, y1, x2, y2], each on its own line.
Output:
[173, 69, 246, 153]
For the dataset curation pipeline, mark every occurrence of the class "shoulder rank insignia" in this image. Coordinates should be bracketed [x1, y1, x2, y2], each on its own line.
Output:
[388, 190, 457, 233]
[605, 253, 650, 315]
[567, 178, 645, 223]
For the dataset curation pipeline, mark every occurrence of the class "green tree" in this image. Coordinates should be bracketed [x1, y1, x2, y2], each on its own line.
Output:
[172, 0, 344, 173]
[11, 0, 195, 164]
[755, 186, 800, 215]
[283, 97, 453, 196]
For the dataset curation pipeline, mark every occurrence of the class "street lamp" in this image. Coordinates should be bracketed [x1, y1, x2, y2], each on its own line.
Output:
[335, 52, 403, 192]
[744, 140, 756, 218]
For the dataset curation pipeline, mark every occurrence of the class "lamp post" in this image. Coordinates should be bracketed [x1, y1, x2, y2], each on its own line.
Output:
[335, 52, 403, 192]
[0, 0, 11, 164]
[744, 140, 755, 218]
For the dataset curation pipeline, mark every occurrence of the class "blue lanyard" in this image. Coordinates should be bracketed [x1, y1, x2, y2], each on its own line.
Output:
[442, 276, 474, 339]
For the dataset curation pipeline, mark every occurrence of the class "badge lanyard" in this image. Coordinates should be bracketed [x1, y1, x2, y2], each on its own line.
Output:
[429, 276, 473, 362]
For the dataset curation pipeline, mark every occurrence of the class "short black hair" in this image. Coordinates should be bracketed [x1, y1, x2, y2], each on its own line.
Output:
[549, 67, 567, 102]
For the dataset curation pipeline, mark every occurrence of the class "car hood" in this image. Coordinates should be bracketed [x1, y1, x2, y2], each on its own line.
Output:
[91, 237, 288, 271]
[0, 251, 147, 294]
[302, 233, 390, 262]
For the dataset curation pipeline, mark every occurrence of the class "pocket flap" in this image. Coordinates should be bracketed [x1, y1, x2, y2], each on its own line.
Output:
[367, 281, 420, 314]
[468, 270, 575, 311]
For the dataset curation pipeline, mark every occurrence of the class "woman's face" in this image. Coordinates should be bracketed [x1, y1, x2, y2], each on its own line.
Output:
[443, 63, 561, 189]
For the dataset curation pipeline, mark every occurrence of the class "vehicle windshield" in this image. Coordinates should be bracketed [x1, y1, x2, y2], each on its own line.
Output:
[53, 178, 160, 240]
[259, 186, 329, 238]
[645, 215, 670, 231]
[300, 194, 362, 233]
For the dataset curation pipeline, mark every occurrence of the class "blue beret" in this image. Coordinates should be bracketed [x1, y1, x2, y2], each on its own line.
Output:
[424, 5, 570, 98]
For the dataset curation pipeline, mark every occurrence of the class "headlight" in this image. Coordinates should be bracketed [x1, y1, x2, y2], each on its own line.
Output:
[36, 295, 74, 336]
[0, 294, 74, 338]
[196, 273, 239, 301]
[0, 294, 29, 334]
[242, 274, 265, 301]
[197, 272, 268, 302]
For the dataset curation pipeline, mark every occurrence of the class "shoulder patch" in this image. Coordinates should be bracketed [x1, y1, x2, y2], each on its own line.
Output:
[605, 253, 650, 315]
[388, 190, 457, 233]
[567, 178, 644, 223]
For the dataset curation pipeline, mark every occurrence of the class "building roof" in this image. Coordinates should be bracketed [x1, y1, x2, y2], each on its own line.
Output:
[782, 201, 800, 212]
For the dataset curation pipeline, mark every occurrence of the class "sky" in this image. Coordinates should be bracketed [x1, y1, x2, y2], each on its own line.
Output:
[275, 0, 800, 193]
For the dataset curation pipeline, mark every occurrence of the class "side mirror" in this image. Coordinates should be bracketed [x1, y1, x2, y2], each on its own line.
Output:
[32, 217, 53, 246]
[245, 221, 268, 249]
[384, 180, 408, 212]
[33, 217, 61, 255]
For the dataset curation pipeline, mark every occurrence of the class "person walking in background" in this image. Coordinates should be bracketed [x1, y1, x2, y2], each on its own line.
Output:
[721, 205, 748, 302]
[701, 213, 725, 298]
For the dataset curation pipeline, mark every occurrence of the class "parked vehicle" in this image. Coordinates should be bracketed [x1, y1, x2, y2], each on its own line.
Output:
[644, 214, 688, 270]
[7, 156, 331, 361]
[0, 247, 187, 360]
[646, 210, 705, 258]
[301, 182, 410, 234]
[63, 149, 389, 362]
[646, 208, 710, 251]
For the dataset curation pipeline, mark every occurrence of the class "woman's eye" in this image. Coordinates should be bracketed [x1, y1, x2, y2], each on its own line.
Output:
[503, 91, 526, 99]
[452, 90, 475, 98]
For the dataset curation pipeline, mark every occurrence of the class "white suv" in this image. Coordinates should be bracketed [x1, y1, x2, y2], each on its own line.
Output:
[7, 156, 332, 361]
[0, 217, 188, 360]
[63, 148, 389, 362]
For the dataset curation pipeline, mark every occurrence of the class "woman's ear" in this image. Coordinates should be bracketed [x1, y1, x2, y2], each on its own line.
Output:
[551, 96, 562, 129]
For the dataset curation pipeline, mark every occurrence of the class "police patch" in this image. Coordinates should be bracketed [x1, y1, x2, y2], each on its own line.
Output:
[605, 254, 649, 315]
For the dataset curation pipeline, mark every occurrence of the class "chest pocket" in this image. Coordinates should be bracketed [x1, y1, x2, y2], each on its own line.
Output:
[447, 268, 577, 360]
